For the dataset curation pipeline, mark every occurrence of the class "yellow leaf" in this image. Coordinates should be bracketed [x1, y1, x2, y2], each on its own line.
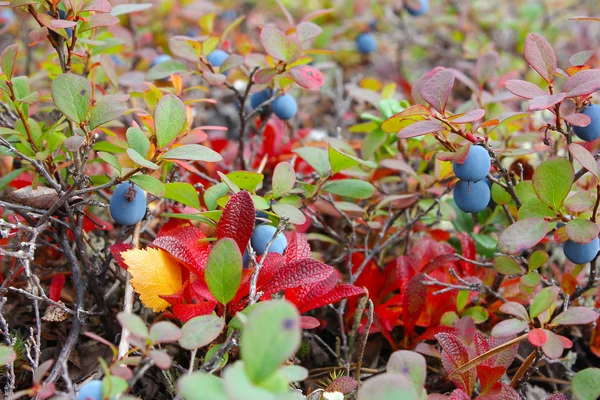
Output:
[122, 248, 183, 312]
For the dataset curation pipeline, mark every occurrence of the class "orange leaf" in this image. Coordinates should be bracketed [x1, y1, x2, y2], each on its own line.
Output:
[122, 248, 183, 312]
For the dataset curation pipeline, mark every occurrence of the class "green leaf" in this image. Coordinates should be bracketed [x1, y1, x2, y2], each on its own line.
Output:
[163, 182, 201, 210]
[117, 312, 149, 339]
[1, 44, 18, 80]
[272, 162, 295, 198]
[218, 171, 240, 193]
[103, 376, 129, 398]
[110, 3, 152, 16]
[205, 238, 242, 305]
[147, 59, 187, 81]
[178, 372, 227, 400]
[162, 144, 222, 162]
[89, 96, 127, 129]
[566, 219, 600, 244]
[322, 179, 375, 200]
[386, 351, 427, 397]
[293, 147, 331, 176]
[259, 26, 300, 63]
[357, 373, 419, 400]
[224, 171, 263, 192]
[532, 158, 573, 210]
[328, 145, 376, 174]
[491, 182, 512, 205]
[528, 250, 548, 272]
[0, 345, 17, 366]
[160, 212, 220, 226]
[222, 361, 283, 400]
[462, 306, 489, 323]
[271, 203, 306, 225]
[362, 128, 387, 159]
[498, 218, 548, 255]
[517, 197, 555, 221]
[204, 182, 229, 211]
[240, 300, 301, 384]
[529, 286, 559, 319]
[128, 175, 165, 197]
[126, 148, 159, 170]
[572, 368, 600, 400]
[51, 73, 92, 124]
[179, 315, 225, 350]
[0, 168, 24, 190]
[97, 151, 122, 175]
[493, 256, 522, 275]
[155, 94, 187, 148]
[126, 128, 150, 158]
[149, 321, 182, 344]
[520, 271, 541, 287]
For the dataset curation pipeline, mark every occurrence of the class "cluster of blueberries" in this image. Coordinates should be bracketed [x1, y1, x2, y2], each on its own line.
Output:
[150, 51, 298, 120]
[355, 0, 429, 55]
[452, 145, 492, 214]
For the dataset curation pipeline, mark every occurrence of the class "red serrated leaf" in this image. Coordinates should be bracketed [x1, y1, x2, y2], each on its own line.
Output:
[216, 190, 255, 253]
[546, 394, 568, 400]
[110, 243, 133, 270]
[458, 233, 476, 276]
[159, 280, 190, 306]
[563, 113, 592, 127]
[153, 224, 211, 275]
[436, 332, 475, 394]
[451, 109, 485, 124]
[528, 93, 566, 111]
[421, 68, 456, 114]
[447, 389, 471, 400]
[477, 365, 506, 394]
[326, 376, 358, 394]
[528, 328, 548, 346]
[260, 259, 333, 296]
[524, 33, 557, 83]
[478, 383, 520, 400]
[505, 79, 546, 99]
[191, 277, 217, 303]
[286, 270, 337, 308]
[290, 65, 324, 89]
[172, 302, 216, 323]
[297, 283, 365, 313]
[285, 232, 311, 262]
[300, 316, 320, 329]
[49, 273, 65, 302]
[403, 273, 427, 336]
[397, 120, 445, 139]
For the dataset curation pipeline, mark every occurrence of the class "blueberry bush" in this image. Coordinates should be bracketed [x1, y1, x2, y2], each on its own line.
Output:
[1, 1, 600, 399]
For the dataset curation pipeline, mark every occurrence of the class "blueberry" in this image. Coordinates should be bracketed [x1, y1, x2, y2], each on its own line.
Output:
[150, 54, 172, 68]
[250, 88, 272, 110]
[272, 94, 297, 120]
[206, 49, 229, 67]
[78, 380, 103, 400]
[242, 251, 250, 268]
[564, 237, 600, 264]
[356, 32, 377, 54]
[405, 0, 429, 16]
[454, 180, 491, 214]
[573, 104, 600, 142]
[452, 145, 491, 182]
[109, 182, 146, 226]
[47, 9, 72, 40]
[251, 225, 287, 256]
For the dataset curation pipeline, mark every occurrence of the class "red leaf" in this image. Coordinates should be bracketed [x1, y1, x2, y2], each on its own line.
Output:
[403, 273, 427, 336]
[505, 79, 546, 99]
[259, 259, 333, 296]
[300, 316, 320, 329]
[528, 93, 566, 111]
[83, 0, 112, 12]
[478, 383, 520, 400]
[290, 66, 325, 89]
[451, 109, 485, 124]
[191, 278, 217, 303]
[216, 190, 255, 253]
[172, 302, 216, 323]
[528, 328, 548, 346]
[110, 243, 133, 270]
[326, 376, 358, 394]
[448, 389, 471, 400]
[568, 143, 600, 180]
[458, 233, 476, 276]
[254, 68, 278, 84]
[546, 394, 569, 400]
[297, 283, 365, 313]
[436, 332, 476, 394]
[260, 26, 301, 62]
[566, 79, 600, 98]
[563, 69, 600, 95]
[412, 67, 445, 105]
[286, 270, 337, 309]
[159, 280, 190, 306]
[285, 232, 312, 262]
[421, 68, 455, 113]
[153, 224, 211, 275]
[476, 365, 506, 394]
[524, 33, 557, 83]
[415, 325, 457, 343]
[49, 273, 65, 302]
[563, 113, 592, 127]
[397, 120, 445, 139]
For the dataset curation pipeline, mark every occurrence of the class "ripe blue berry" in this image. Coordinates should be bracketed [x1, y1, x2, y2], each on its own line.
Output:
[78, 379, 103, 400]
[405, 0, 429, 16]
[109, 183, 146, 226]
[454, 180, 490, 213]
[573, 104, 600, 142]
[250, 88, 272, 110]
[452, 145, 491, 182]
[564, 237, 600, 264]
[356, 33, 377, 54]
[207, 50, 229, 67]
[251, 225, 287, 256]
[150, 54, 172, 68]
[272, 94, 298, 120]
